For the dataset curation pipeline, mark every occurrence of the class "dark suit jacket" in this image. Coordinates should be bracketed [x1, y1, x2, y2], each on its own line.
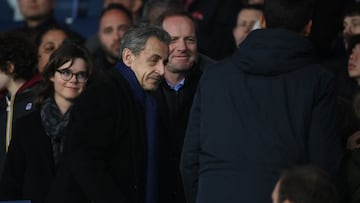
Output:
[46, 69, 147, 203]
[0, 111, 55, 203]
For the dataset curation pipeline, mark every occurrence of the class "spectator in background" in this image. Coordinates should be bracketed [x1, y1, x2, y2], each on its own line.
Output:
[46, 24, 170, 203]
[93, 4, 133, 71]
[185, 0, 242, 60]
[343, 2, 360, 49]
[35, 25, 85, 72]
[142, 0, 184, 24]
[16, 0, 58, 41]
[103, 0, 143, 22]
[0, 43, 97, 203]
[0, 31, 41, 179]
[180, 0, 342, 202]
[342, 34, 360, 203]
[153, 10, 215, 203]
[233, 4, 263, 48]
[272, 165, 338, 203]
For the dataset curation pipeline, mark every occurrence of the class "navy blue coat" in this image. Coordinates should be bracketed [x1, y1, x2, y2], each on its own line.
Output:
[180, 28, 343, 203]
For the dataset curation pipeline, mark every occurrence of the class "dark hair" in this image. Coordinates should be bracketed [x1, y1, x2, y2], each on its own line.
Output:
[36, 43, 98, 105]
[119, 23, 171, 59]
[278, 165, 338, 203]
[34, 25, 85, 48]
[240, 4, 264, 13]
[142, 0, 184, 24]
[264, 0, 314, 33]
[0, 31, 37, 81]
[347, 34, 360, 54]
[100, 3, 133, 23]
[344, 2, 360, 18]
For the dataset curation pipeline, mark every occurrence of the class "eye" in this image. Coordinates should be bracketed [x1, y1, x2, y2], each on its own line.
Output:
[76, 72, 88, 80]
[185, 37, 197, 44]
[43, 44, 55, 54]
[103, 27, 113, 34]
[59, 69, 72, 77]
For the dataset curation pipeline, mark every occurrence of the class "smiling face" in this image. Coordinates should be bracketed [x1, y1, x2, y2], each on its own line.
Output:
[50, 58, 87, 105]
[38, 29, 68, 72]
[123, 37, 169, 91]
[162, 15, 197, 74]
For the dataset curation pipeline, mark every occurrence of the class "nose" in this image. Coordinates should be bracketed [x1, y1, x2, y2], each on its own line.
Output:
[156, 62, 165, 76]
[176, 39, 187, 52]
[344, 25, 352, 36]
[69, 74, 79, 83]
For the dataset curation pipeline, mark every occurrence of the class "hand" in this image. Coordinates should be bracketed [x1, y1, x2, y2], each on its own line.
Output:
[347, 131, 360, 150]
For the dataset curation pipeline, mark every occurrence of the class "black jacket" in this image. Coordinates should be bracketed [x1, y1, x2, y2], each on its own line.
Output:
[0, 111, 55, 203]
[45, 68, 147, 203]
[180, 28, 343, 203]
[153, 54, 215, 203]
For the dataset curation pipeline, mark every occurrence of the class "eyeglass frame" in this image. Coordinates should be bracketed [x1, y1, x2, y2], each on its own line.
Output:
[55, 69, 89, 83]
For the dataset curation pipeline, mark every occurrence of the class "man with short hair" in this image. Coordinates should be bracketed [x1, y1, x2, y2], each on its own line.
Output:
[16, 0, 58, 41]
[180, 0, 342, 202]
[272, 165, 338, 203]
[233, 4, 263, 48]
[46, 24, 170, 203]
[153, 10, 215, 203]
[95, 3, 133, 70]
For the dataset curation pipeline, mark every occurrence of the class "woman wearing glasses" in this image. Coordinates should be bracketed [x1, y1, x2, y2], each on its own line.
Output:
[0, 43, 97, 203]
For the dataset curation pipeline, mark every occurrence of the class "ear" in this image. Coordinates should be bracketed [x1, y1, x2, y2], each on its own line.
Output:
[122, 48, 134, 67]
[7, 63, 15, 74]
[260, 15, 266, 29]
[303, 20, 312, 36]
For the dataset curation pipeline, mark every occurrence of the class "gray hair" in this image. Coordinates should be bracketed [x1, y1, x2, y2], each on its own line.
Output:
[119, 23, 171, 59]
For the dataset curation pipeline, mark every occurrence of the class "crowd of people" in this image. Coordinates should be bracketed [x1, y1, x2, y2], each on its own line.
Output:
[1, 0, 360, 203]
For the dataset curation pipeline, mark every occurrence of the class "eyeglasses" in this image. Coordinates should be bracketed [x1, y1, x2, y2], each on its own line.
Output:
[56, 69, 88, 83]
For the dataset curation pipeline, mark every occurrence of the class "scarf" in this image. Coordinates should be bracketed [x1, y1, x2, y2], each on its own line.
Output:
[41, 97, 72, 166]
[116, 61, 159, 203]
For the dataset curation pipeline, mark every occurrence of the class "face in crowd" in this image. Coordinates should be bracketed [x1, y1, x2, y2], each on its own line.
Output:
[233, 8, 263, 47]
[18, 0, 54, 23]
[162, 15, 197, 74]
[343, 14, 360, 48]
[99, 9, 132, 64]
[348, 43, 360, 84]
[38, 28, 68, 72]
[51, 58, 89, 104]
[123, 37, 169, 91]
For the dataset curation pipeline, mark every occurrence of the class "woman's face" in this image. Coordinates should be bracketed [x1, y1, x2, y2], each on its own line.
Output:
[50, 58, 88, 105]
[348, 44, 360, 82]
[38, 29, 67, 72]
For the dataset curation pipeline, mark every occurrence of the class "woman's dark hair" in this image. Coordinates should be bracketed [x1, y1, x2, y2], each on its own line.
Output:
[36, 43, 98, 105]
[0, 30, 37, 81]
[34, 25, 85, 48]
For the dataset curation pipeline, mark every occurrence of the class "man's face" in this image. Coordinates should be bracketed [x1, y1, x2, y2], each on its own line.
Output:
[126, 37, 169, 91]
[162, 15, 197, 74]
[18, 0, 54, 21]
[343, 15, 360, 48]
[233, 8, 263, 47]
[99, 9, 132, 64]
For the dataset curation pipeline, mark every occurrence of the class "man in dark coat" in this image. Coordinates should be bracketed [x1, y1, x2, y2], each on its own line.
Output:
[153, 11, 215, 203]
[180, 0, 343, 203]
[46, 24, 170, 203]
